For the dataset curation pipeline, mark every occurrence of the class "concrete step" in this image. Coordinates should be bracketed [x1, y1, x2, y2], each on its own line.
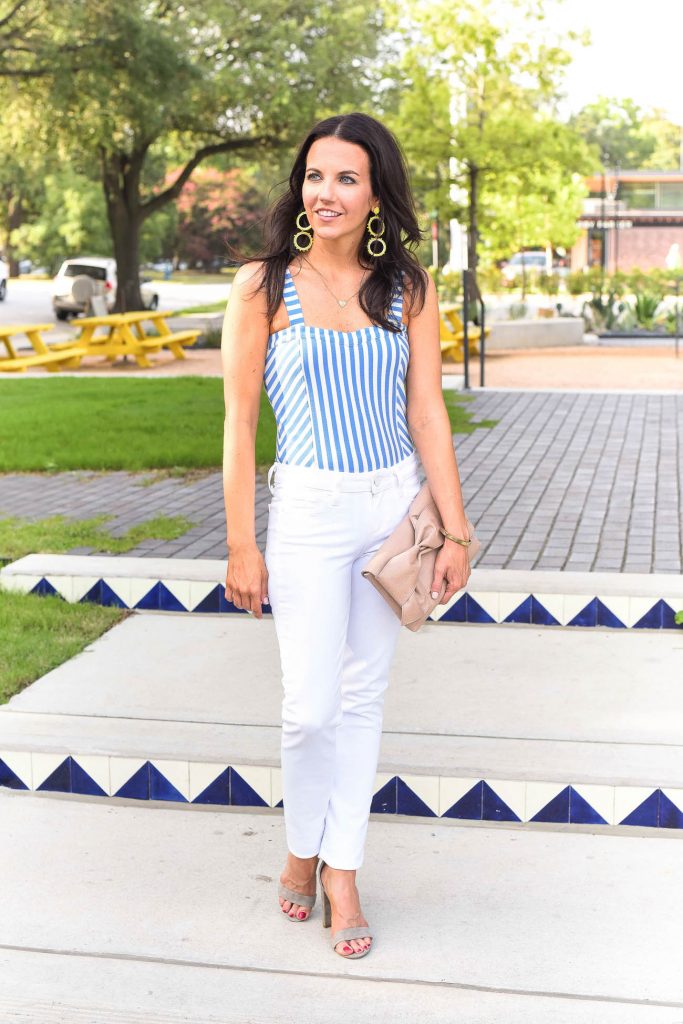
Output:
[0, 789, 681, 1022]
[1, 612, 681, 832]
[3, 553, 683, 629]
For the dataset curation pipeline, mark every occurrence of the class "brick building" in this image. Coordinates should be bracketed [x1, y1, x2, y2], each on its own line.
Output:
[571, 171, 683, 273]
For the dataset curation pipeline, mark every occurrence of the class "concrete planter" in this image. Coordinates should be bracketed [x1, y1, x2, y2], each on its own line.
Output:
[488, 318, 584, 349]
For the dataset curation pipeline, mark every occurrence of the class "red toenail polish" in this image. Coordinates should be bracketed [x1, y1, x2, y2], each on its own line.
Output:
[343, 945, 352, 953]
[298, 911, 306, 919]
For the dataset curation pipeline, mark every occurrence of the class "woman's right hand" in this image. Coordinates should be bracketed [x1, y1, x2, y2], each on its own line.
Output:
[225, 542, 270, 619]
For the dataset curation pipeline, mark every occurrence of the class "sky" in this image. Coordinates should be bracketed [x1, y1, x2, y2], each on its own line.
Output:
[543, 0, 683, 123]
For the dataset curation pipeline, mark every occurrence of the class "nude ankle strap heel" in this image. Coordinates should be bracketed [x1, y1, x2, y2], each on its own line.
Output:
[317, 859, 373, 959]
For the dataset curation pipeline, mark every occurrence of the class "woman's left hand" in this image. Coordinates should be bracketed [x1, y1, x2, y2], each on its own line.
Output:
[430, 541, 471, 604]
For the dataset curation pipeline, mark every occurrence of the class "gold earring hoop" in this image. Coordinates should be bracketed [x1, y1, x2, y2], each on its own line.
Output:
[366, 204, 386, 257]
[293, 209, 313, 252]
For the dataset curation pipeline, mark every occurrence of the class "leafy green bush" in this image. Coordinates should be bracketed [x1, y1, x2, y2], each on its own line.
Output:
[538, 272, 560, 296]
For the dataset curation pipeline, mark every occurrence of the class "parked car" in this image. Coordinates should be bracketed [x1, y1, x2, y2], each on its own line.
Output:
[501, 250, 569, 282]
[51, 257, 159, 319]
[0, 255, 7, 300]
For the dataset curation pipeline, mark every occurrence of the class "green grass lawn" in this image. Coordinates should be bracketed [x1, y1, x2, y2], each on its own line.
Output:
[0, 587, 128, 702]
[171, 300, 227, 316]
[0, 512, 195, 562]
[0, 379, 494, 474]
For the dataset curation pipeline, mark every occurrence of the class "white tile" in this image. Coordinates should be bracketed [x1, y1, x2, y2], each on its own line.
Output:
[438, 775, 481, 817]
[0, 750, 32, 788]
[102, 577, 133, 607]
[44, 575, 76, 602]
[614, 786, 657, 824]
[372, 771, 396, 798]
[129, 578, 159, 607]
[189, 579, 221, 610]
[162, 578, 193, 611]
[662, 598, 682, 622]
[0, 574, 39, 594]
[525, 781, 568, 821]
[484, 778, 525, 820]
[71, 754, 111, 796]
[31, 752, 69, 789]
[530, 592, 564, 624]
[71, 576, 103, 603]
[661, 788, 683, 823]
[189, 761, 229, 802]
[596, 595, 630, 628]
[231, 764, 271, 805]
[152, 759, 189, 800]
[571, 783, 615, 825]
[561, 594, 596, 626]
[271, 767, 282, 807]
[467, 590, 500, 622]
[110, 756, 147, 795]
[398, 773, 439, 815]
[626, 596, 659, 629]
[498, 591, 531, 621]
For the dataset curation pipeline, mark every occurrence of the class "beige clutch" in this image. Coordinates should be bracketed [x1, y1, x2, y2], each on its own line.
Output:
[361, 481, 480, 632]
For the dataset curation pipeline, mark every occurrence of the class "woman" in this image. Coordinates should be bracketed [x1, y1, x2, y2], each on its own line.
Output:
[221, 112, 471, 960]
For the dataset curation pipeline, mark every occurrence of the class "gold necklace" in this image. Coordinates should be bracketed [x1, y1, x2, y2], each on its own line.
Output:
[302, 255, 368, 308]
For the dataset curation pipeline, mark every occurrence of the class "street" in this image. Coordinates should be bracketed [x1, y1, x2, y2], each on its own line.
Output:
[0, 277, 230, 333]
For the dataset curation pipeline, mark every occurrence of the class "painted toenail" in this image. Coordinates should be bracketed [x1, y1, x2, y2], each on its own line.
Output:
[343, 945, 352, 953]
[298, 911, 306, 919]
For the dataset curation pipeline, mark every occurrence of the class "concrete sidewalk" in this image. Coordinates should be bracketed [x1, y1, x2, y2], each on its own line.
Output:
[2, 611, 681, 825]
[0, 789, 681, 1022]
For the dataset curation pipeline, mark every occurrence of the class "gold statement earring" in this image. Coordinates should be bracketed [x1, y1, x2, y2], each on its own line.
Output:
[293, 210, 313, 252]
[366, 205, 386, 257]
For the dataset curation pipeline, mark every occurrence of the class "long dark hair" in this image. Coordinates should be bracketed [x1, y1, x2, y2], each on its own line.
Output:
[233, 112, 427, 333]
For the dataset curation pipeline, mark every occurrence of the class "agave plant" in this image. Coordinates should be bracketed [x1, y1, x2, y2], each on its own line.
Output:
[630, 291, 664, 330]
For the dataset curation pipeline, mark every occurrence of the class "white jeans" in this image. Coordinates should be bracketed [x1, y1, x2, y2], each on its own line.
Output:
[264, 450, 422, 869]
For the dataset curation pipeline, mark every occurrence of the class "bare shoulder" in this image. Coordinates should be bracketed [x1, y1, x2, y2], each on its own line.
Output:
[403, 265, 434, 324]
[231, 260, 267, 299]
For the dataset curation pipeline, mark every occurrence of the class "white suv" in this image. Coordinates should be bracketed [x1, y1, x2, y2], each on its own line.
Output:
[51, 257, 159, 319]
[0, 255, 7, 301]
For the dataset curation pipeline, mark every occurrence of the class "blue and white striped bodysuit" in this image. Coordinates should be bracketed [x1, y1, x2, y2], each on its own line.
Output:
[264, 266, 415, 473]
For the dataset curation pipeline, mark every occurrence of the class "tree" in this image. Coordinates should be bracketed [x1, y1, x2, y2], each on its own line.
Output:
[169, 165, 263, 268]
[8, 0, 390, 309]
[388, 0, 591, 280]
[569, 96, 656, 168]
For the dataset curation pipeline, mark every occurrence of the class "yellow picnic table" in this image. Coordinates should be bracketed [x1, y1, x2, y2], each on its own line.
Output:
[439, 303, 488, 362]
[50, 310, 201, 369]
[0, 323, 86, 373]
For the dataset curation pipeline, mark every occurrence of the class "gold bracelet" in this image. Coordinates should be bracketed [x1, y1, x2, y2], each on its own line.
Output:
[439, 526, 471, 547]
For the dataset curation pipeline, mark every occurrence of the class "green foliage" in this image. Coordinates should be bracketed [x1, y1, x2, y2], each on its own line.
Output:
[630, 292, 664, 329]
[570, 96, 656, 167]
[477, 264, 505, 295]
[428, 264, 462, 303]
[566, 270, 589, 296]
[538, 272, 560, 296]
[0, 588, 126, 702]
[389, 0, 592, 277]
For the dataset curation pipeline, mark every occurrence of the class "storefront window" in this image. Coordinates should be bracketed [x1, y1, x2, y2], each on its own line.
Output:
[657, 183, 683, 209]
[618, 183, 656, 209]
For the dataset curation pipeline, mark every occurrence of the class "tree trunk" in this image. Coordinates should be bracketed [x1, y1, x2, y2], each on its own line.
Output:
[467, 162, 479, 285]
[102, 151, 145, 312]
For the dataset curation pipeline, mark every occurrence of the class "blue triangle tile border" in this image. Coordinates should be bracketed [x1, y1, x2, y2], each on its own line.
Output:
[2, 759, 681, 830]
[10, 572, 683, 631]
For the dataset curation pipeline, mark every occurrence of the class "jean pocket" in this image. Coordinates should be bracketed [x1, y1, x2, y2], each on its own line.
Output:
[268, 486, 332, 517]
[398, 474, 422, 504]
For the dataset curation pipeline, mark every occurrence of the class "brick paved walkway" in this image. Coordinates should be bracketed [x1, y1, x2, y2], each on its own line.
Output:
[1, 390, 681, 574]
